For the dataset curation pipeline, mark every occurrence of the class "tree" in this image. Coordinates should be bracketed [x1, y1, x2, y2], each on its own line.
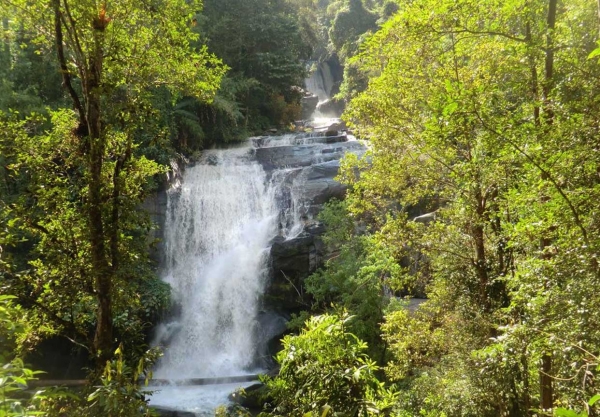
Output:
[332, 0, 600, 413]
[0, 0, 225, 365]
[195, 0, 310, 137]
[303, 200, 404, 360]
[329, 0, 377, 57]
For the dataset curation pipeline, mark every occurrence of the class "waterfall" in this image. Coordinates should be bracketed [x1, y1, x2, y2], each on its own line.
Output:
[305, 65, 329, 102]
[154, 147, 278, 379]
[149, 133, 364, 414]
[305, 61, 335, 101]
[305, 61, 343, 125]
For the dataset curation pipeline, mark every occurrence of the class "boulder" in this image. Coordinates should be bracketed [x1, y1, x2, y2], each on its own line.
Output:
[302, 161, 347, 206]
[270, 233, 314, 277]
[255, 311, 289, 368]
[153, 407, 196, 417]
[316, 98, 345, 116]
[326, 120, 347, 133]
[301, 94, 319, 119]
[266, 229, 325, 311]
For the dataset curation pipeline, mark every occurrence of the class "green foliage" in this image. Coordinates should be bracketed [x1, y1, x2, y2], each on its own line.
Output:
[1, 110, 170, 357]
[34, 345, 162, 417]
[215, 404, 253, 417]
[262, 313, 397, 416]
[85, 345, 160, 417]
[554, 394, 600, 417]
[0, 27, 65, 116]
[0, 295, 55, 417]
[196, 0, 310, 136]
[315, 0, 600, 414]
[329, 0, 377, 59]
[304, 200, 405, 357]
[0, 0, 224, 365]
[0, 359, 42, 417]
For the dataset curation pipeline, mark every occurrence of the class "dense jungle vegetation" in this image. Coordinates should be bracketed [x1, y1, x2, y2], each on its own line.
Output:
[1, 0, 600, 416]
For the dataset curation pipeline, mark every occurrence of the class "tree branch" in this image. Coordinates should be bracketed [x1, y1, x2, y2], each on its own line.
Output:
[26, 297, 90, 350]
[475, 112, 590, 247]
[60, 0, 85, 78]
[53, 0, 85, 126]
[428, 26, 528, 43]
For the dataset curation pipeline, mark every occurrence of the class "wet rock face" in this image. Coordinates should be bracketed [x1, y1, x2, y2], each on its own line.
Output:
[254, 133, 366, 314]
[266, 223, 327, 310]
[153, 407, 196, 417]
[141, 188, 168, 264]
[254, 140, 364, 171]
[303, 160, 347, 206]
[254, 311, 289, 368]
[301, 94, 319, 119]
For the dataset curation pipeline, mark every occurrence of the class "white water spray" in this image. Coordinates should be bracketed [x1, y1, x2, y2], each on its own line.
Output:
[154, 147, 278, 379]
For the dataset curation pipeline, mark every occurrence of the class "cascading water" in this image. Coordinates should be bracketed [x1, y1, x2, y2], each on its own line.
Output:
[154, 148, 278, 380]
[150, 132, 365, 415]
[150, 147, 281, 415]
[305, 61, 335, 102]
[305, 61, 343, 129]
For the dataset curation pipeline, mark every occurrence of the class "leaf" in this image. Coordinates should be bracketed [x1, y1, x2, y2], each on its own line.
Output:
[443, 101, 458, 116]
[589, 394, 600, 406]
[588, 48, 600, 59]
[321, 405, 332, 417]
[554, 408, 586, 417]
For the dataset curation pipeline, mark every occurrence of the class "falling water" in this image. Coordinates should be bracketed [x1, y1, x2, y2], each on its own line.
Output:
[154, 147, 278, 380]
[305, 61, 335, 101]
[149, 129, 364, 414]
[305, 61, 343, 128]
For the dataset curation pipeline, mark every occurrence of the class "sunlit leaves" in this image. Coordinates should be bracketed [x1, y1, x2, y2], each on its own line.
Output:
[263, 313, 397, 417]
[332, 0, 600, 413]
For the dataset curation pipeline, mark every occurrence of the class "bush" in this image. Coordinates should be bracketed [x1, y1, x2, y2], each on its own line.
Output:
[262, 313, 397, 416]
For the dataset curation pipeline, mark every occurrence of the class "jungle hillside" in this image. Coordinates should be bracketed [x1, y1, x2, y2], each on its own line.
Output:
[1, 0, 600, 416]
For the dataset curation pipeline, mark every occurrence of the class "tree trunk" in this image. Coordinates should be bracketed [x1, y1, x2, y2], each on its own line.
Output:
[538, 1, 557, 409]
[543, 0, 557, 124]
[473, 185, 489, 312]
[540, 354, 553, 413]
[522, 350, 531, 416]
[597, 0, 600, 38]
[86, 21, 113, 367]
[52, 0, 85, 129]
[54, 0, 115, 369]
[540, 0, 558, 406]
[525, 22, 540, 125]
